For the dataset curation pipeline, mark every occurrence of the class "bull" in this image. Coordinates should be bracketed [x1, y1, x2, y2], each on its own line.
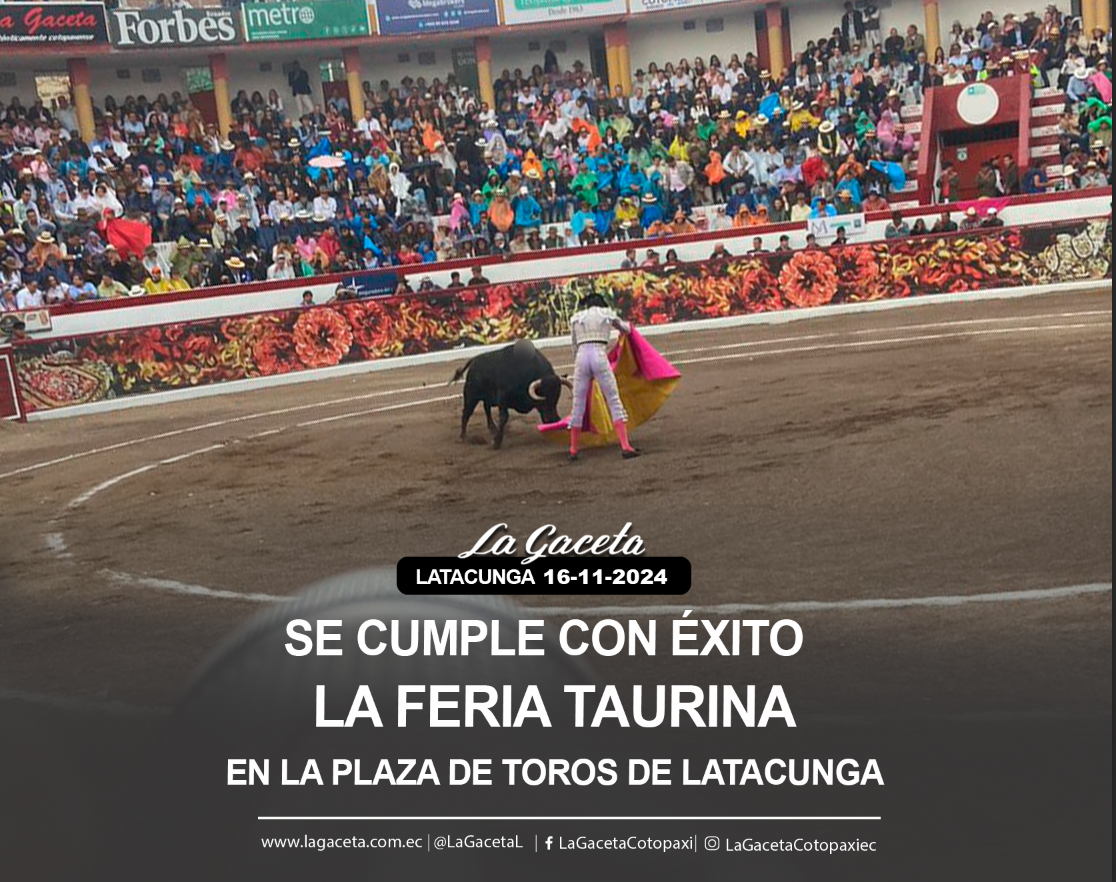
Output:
[450, 340, 571, 449]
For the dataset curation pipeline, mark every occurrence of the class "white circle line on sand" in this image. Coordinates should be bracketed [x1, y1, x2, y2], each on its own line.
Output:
[528, 583, 1113, 616]
[87, 577, 1114, 613]
[0, 381, 446, 482]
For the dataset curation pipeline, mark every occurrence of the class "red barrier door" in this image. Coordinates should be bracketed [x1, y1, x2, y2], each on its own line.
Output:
[940, 137, 1016, 201]
[0, 347, 26, 421]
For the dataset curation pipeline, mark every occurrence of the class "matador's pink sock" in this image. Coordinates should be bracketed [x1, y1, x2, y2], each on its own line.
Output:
[569, 427, 581, 457]
[615, 420, 636, 453]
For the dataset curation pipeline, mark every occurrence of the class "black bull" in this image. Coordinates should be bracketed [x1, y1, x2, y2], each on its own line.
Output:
[451, 341, 571, 448]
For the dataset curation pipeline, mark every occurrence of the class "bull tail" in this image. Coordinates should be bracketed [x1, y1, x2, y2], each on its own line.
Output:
[449, 358, 476, 386]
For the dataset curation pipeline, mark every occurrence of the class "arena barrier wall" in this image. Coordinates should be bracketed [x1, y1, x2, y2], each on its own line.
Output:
[35, 188, 1114, 341]
[13, 218, 1112, 413]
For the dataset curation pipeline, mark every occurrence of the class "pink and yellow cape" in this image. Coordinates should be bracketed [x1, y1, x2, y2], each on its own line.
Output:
[537, 329, 681, 447]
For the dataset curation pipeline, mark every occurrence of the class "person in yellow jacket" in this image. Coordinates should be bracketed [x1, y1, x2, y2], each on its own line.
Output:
[614, 196, 639, 229]
[788, 100, 820, 134]
[668, 134, 690, 163]
[143, 266, 174, 295]
[165, 268, 191, 292]
[733, 110, 751, 140]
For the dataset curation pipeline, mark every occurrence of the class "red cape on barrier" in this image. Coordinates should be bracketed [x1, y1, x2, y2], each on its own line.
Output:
[538, 329, 681, 447]
[100, 215, 153, 260]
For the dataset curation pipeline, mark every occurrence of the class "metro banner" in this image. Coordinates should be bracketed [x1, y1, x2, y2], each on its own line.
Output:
[501, 0, 626, 25]
[241, 0, 372, 43]
[0, 2, 108, 45]
[376, 0, 497, 36]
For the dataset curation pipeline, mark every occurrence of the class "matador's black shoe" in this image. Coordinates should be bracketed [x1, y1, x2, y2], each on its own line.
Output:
[621, 448, 642, 460]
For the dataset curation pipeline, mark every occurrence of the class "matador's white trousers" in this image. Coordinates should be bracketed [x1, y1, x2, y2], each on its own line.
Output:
[569, 342, 627, 427]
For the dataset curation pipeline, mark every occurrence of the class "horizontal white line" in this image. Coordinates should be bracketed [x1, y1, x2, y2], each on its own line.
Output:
[657, 310, 1111, 358]
[528, 583, 1112, 617]
[0, 381, 442, 480]
[672, 322, 1109, 366]
[257, 815, 881, 821]
[294, 395, 457, 429]
[100, 569, 286, 604]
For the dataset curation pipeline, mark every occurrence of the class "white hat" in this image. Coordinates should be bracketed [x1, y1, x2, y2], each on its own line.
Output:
[1062, 164, 1075, 176]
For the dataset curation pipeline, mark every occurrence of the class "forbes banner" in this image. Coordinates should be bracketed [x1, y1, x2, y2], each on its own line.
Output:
[0, 3, 108, 45]
[501, 0, 626, 25]
[377, 0, 497, 36]
[108, 7, 239, 49]
[242, 0, 371, 43]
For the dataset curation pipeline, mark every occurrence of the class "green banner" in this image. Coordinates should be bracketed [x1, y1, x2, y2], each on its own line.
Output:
[241, 0, 370, 42]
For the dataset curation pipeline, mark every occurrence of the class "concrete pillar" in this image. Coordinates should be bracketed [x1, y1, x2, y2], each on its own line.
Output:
[67, 58, 96, 144]
[604, 23, 631, 95]
[343, 47, 364, 121]
[475, 36, 496, 112]
[209, 53, 233, 138]
[1086, 0, 1109, 36]
[922, 0, 942, 62]
[1081, 0, 1095, 37]
[766, 5, 785, 79]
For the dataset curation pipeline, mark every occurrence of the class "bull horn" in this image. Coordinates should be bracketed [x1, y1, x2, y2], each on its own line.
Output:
[559, 375, 573, 389]
[527, 379, 544, 402]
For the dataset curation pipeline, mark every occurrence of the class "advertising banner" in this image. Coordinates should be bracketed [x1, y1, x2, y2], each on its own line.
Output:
[108, 6, 240, 50]
[376, 0, 497, 36]
[628, 0, 737, 13]
[807, 211, 867, 241]
[242, 0, 371, 43]
[501, 0, 626, 26]
[0, 3, 108, 46]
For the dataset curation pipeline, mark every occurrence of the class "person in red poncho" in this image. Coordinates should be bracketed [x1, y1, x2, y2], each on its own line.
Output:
[801, 152, 830, 189]
[311, 225, 342, 270]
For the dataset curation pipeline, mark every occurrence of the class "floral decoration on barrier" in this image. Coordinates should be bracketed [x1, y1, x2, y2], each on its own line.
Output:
[15, 220, 1112, 412]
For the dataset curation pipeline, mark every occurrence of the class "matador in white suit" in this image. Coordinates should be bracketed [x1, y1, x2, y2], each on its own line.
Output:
[567, 293, 640, 461]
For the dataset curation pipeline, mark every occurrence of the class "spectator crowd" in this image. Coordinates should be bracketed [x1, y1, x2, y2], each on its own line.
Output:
[1, 3, 1111, 311]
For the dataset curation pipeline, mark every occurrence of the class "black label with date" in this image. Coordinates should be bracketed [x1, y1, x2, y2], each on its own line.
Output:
[397, 556, 691, 596]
